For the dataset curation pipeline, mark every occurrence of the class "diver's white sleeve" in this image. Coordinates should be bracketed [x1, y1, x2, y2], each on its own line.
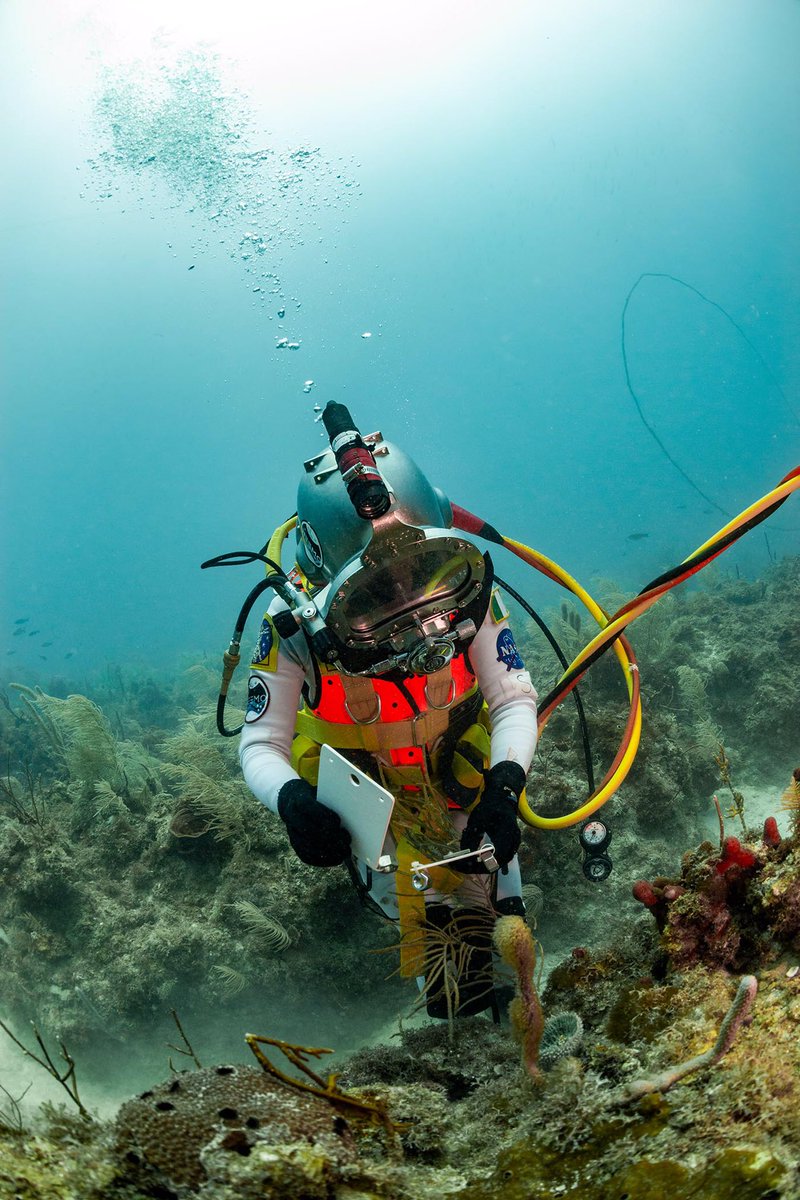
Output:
[238, 652, 305, 814]
[469, 607, 538, 771]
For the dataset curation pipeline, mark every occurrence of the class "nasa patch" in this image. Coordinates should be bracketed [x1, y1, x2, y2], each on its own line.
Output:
[496, 629, 524, 672]
[245, 676, 270, 723]
[300, 520, 324, 570]
[251, 615, 278, 672]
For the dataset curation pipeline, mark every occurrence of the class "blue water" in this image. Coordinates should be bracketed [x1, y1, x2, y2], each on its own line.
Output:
[1, 0, 798, 680]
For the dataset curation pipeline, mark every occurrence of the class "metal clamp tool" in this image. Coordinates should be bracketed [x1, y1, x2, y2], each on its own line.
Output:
[409, 842, 499, 891]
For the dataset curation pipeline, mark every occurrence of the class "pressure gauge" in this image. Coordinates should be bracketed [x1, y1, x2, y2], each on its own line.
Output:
[579, 819, 613, 883]
[579, 820, 611, 853]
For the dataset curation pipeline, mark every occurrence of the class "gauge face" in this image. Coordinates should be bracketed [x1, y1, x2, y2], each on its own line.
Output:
[580, 820, 608, 849]
[583, 855, 612, 882]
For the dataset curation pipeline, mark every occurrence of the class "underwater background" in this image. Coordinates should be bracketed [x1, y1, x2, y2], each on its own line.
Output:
[1, 2, 799, 1197]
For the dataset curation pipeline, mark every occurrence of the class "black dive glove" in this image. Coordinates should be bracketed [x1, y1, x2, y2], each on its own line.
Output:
[277, 779, 352, 868]
[460, 761, 525, 868]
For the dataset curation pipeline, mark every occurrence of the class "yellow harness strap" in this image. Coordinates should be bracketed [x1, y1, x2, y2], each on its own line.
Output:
[291, 734, 322, 785]
[395, 839, 465, 978]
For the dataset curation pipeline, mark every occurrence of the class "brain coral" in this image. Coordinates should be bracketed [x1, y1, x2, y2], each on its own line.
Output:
[114, 1062, 358, 1194]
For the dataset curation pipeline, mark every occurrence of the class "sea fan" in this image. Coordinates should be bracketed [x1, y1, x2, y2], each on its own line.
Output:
[161, 762, 249, 844]
[10, 684, 124, 796]
[229, 901, 292, 953]
[210, 964, 246, 995]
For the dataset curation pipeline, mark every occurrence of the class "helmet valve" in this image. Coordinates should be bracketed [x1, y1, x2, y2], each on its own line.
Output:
[269, 576, 340, 664]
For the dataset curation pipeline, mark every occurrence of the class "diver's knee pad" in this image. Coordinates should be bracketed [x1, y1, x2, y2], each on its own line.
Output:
[423, 904, 496, 1019]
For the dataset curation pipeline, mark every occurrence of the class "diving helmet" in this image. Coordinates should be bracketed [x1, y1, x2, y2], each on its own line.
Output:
[295, 414, 488, 675]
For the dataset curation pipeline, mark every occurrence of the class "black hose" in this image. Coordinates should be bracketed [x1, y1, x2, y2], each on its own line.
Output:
[494, 574, 595, 794]
[216, 576, 277, 737]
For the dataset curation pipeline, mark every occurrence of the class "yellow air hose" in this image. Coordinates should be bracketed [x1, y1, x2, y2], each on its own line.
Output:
[267, 516, 297, 569]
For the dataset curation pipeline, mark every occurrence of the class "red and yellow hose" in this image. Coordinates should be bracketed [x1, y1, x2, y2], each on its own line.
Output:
[457, 465, 800, 830]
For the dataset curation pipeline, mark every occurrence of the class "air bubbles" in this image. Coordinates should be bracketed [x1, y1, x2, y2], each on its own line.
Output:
[303, 380, 314, 393]
[313, 404, 323, 423]
[277, 307, 286, 319]
[361, 331, 372, 339]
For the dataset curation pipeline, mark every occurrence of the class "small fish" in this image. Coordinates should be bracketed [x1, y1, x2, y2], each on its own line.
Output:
[13, 628, 25, 637]
[65, 650, 75, 659]
[627, 532, 650, 542]
[39, 655, 48, 660]
[28, 629, 40, 636]
[6, 650, 16, 656]
[188, 264, 195, 270]
[14, 617, 29, 625]
[42, 641, 53, 647]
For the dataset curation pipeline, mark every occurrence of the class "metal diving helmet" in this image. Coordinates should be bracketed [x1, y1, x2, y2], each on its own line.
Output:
[294, 405, 488, 675]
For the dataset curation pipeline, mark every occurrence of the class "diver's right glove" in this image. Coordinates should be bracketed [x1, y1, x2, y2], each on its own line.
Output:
[277, 778, 352, 867]
[460, 760, 525, 867]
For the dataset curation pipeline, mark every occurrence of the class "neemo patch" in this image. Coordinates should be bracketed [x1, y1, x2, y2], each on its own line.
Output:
[245, 677, 270, 723]
[496, 628, 524, 672]
[251, 614, 279, 672]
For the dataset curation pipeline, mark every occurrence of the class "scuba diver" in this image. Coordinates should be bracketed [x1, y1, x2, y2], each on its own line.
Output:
[237, 403, 538, 1019]
[209, 394, 798, 1021]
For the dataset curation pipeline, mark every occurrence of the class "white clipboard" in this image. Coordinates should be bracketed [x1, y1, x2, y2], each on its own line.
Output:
[316, 745, 396, 872]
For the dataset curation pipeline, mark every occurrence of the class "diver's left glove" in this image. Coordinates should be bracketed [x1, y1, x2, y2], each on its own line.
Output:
[277, 779, 352, 867]
[460, 760, 525, 868]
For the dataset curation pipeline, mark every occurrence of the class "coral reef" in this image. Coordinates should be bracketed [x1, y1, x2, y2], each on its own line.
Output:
[0, 558, 798, 1197]
[631, 801, 800, 976]
[0, 678, 402, 1062]
[113, 1062, 366, 1195]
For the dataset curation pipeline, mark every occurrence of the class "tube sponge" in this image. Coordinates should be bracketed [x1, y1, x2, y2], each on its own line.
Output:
[493, 915, 544, 1079]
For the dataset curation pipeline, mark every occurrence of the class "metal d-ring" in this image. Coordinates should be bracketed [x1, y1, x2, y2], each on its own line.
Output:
[425, 679, 456, 710]
[343, 693, 382, 725]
